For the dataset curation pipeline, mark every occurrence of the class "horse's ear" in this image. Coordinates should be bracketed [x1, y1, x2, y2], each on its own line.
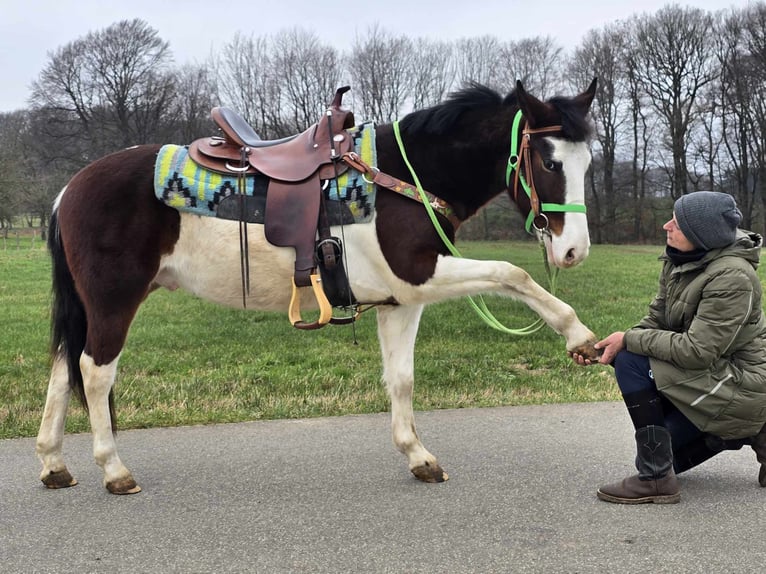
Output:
[515, 80, 548, 128]
[571, 78, 598, 117]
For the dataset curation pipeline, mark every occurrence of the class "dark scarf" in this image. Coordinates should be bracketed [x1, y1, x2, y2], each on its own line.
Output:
[666, 245, 707, 266]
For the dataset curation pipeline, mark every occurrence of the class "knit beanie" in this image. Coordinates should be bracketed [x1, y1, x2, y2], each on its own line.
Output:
[674, 191, 742, 250]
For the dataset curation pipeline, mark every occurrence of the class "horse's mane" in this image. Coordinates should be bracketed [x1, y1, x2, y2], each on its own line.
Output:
[400, 83, 591, 142]
[399, 83, 503, 136]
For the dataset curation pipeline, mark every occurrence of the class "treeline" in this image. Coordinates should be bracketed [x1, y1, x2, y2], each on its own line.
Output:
[1, 4, 765, 243]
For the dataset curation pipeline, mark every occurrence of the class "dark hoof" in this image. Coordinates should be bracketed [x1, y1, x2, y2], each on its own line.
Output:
[571, 343, 601, 362]
[106, 477, 142, 495]
[411, 462, 449, 483]
[41, 469, 78, 489]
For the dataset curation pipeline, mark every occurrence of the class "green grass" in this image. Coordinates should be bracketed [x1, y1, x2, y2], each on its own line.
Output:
[0, 240, 679, 439]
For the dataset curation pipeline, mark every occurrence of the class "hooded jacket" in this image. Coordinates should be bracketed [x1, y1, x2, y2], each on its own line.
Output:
[624, 230, 766, 439]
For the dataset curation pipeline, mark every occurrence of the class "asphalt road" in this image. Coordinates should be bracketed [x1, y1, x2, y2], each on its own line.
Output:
[1, 402, 765, 573]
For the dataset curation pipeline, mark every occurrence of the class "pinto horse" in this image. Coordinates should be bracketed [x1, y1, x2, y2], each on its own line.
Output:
[37, 80, 599, 494]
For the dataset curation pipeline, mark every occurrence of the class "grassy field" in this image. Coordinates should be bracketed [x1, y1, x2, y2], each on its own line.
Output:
[0, 240, 682, 439]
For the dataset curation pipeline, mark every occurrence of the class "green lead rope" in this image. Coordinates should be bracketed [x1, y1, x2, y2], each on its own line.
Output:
[392, 121, 557, 335]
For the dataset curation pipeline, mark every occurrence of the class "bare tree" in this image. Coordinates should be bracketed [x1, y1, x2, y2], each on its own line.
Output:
[84, 19, 174, 146]
[346, 24, 413, 122]
[167, 63, 218, 143]
[453, 36, 503, 88]
[272, 28, 341, 133]
[30, 19, 176, 164]
[708, 10, 756, 226]
[410, 38, 456, 110]
[569, 25, 627, 243]
[739, 3, 766, 235]
[0, 112, 26, 230]
[630, 6, 717, 198]
[214, 32, 283, 138]
[498, 36, 565, 98]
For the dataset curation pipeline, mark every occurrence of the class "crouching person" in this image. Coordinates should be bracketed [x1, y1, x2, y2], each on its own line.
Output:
[572, 191, 766, 504]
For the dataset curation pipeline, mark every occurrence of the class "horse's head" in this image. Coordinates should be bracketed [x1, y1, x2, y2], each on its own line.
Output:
[508, 80, 597, 268]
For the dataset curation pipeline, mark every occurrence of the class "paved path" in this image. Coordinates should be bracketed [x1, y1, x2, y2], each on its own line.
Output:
[2, 402, 765, 573]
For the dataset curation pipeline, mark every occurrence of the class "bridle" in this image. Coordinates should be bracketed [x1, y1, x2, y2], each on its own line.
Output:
[505, 110, 587, 235]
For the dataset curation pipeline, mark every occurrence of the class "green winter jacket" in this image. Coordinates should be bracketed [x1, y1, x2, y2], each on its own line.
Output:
[624, 230, 766, 439]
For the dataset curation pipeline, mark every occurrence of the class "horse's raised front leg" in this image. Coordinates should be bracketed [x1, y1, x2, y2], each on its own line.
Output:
[376, 304, 448, 483]
[416, 256, 599, 358]
[36, 354, 78, 489]
[80, 353, 141, 494]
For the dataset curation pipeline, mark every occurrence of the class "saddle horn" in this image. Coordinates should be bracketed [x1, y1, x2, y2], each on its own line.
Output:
[331, 86, 351, 109]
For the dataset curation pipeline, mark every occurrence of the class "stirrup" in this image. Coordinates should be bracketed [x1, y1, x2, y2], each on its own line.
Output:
[288, 273, 333, 330]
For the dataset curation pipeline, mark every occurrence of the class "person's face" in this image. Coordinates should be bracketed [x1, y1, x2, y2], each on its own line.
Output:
[663, 213, 697, 252]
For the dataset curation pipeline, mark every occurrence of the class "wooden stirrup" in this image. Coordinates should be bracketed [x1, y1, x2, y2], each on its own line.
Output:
[288, 274, 333, 330]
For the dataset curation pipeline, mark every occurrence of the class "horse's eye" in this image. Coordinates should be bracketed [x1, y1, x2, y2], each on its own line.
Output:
[543, 159, 561, 172]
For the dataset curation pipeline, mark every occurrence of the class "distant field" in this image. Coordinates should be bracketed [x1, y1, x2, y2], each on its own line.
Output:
[0, 240, 680, 439]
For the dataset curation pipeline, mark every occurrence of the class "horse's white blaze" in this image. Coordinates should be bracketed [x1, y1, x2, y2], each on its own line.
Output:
[36, 354, 71, 478]
[545, 138, 592, 268]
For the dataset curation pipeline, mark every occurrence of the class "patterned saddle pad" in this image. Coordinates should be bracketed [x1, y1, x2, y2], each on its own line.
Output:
[153, 123, 377, 225]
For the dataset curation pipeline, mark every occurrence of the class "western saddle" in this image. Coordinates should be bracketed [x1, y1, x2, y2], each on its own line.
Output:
[188, 87, 357, 329]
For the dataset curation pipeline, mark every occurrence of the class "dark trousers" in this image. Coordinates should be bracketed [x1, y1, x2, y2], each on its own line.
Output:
[612, 350, 747, 472]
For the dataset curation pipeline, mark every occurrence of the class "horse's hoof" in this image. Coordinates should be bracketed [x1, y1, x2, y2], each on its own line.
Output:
[106, 477, 142, 495]
[411, 462, 449, 483]
[570, 342, 601, 362]
[41, 469, 78, 489]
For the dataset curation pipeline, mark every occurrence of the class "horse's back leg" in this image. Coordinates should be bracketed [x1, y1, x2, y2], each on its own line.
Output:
[36, 355, 77, 488]
[79, 350, 141, 494]
[39, 146, 175, 494]
[376, 304, 448, 483]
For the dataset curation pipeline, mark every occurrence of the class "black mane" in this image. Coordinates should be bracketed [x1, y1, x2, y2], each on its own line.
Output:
[400, 83, 591, 142]
[399, 83, 503, 136]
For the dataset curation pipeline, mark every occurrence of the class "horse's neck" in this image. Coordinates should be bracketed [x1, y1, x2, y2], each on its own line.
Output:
[378, 128, 506, 221]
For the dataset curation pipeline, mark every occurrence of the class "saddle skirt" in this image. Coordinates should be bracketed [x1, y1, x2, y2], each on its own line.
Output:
[153, 122, 377, 225]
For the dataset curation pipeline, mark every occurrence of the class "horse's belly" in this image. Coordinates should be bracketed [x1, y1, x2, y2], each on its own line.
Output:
[156, 213, 407, 312]
[156, 215, 297, 310]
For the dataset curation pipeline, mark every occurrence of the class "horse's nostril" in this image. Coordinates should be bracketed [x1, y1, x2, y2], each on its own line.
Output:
[566, 248, 576, 262]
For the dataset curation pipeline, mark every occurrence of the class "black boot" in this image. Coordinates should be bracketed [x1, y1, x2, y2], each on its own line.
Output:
[751, 423, 766, 487]
[598, 425, 680, 504]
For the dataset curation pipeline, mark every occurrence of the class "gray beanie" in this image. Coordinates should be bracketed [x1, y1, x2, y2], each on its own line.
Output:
[674, 191, 742, 250]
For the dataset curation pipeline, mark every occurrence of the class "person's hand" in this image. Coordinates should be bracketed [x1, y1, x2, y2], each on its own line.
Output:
[593, 331, 625, 365]
[569, 331, 625, 366]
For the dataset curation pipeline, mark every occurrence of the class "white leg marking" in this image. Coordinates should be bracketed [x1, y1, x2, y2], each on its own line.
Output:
[36, 354, 72, 479]
[377, 304, 443, 478]
[399, 256, 596, 351]
[80, 353, 135, 489]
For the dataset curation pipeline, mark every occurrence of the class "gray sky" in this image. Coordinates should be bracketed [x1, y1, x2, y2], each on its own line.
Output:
[0, 0, 754, 112]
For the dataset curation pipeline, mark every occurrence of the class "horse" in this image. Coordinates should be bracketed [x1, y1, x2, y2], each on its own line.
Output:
[37, 79, 600, 494]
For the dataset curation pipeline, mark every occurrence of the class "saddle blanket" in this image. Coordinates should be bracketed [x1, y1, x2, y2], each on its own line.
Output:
[153, 122, 377, 225]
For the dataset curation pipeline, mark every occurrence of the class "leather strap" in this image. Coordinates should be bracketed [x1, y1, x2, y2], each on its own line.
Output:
[341, 152, 461, 230]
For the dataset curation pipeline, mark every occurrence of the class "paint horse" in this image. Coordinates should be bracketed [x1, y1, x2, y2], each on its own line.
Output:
[38, 80, 599, 494]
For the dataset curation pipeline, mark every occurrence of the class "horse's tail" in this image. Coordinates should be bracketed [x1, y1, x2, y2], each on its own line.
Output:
[48, 208, 91, 414]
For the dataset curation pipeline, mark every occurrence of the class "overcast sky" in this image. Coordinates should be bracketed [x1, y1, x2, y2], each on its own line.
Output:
[0, 0, 755, 112]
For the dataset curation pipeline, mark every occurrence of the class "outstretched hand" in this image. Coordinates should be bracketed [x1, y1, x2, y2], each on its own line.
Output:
[569, 331, 625, 366]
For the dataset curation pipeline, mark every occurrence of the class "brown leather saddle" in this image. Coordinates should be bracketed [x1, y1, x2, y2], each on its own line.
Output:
[188, 87, 357, 329]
